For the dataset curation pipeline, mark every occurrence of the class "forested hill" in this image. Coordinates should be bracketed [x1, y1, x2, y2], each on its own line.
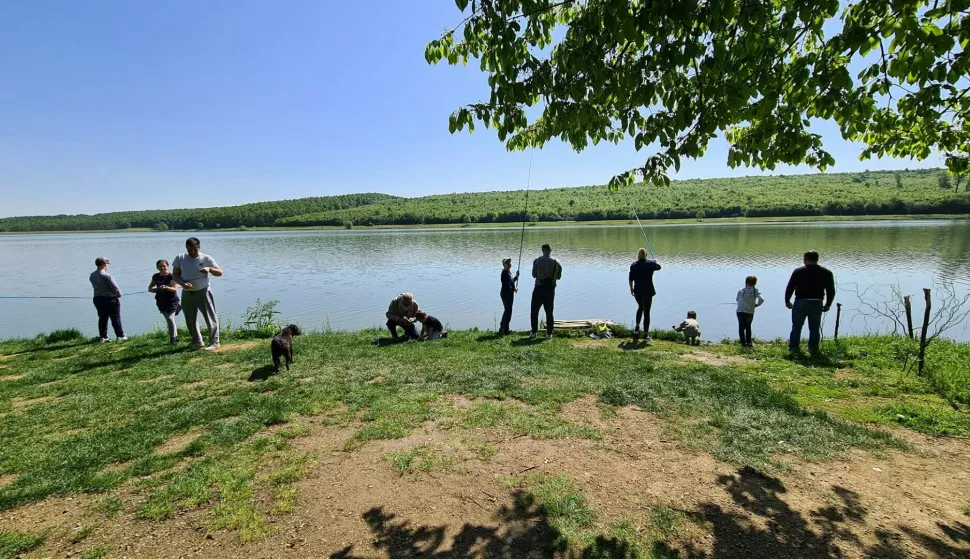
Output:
[278, 168, 968, 226]
[2, 169, 967, 232]
[0, 193, 398, 232]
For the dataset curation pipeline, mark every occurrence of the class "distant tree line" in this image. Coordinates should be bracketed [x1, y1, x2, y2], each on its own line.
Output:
[3, 170, 968, 233]
[277, 169, 970, 227]
[0, 194, 398, 233]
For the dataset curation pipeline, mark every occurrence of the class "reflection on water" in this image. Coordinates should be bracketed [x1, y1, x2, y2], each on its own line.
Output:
[1, 220, 968, 342]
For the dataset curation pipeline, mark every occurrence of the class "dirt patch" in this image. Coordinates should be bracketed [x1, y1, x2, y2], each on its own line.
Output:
[681, 350, 756, 366]
[211, 341, 260, 353]
[11, 395, 61, 410]
[217, 363, 235, 369]
[182, 381, 207, 389]
[155, 428, 205, 454]
[0, 473, 16, 489]
[52, 355, 76, 362]
[559, 394, 607, 429]
[0, 374, 24, 382]
[366, 375, 387, 384]
[188, 357, 204, 363]
[101, 460, 133, 474]
[0, 400, 968, 558]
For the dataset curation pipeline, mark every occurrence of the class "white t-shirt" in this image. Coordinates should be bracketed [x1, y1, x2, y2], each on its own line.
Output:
[173, 252, 219, 292]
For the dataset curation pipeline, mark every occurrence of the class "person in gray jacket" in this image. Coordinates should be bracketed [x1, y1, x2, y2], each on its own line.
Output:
[89, 257, 127, 342]
[530, 243, 563, 339]
[386, 292, 420, 341]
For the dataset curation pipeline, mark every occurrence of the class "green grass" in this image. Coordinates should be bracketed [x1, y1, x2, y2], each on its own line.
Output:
[0, 531, 46, 559]
[81, 546, 110, 559]
[1, 327, 967, 546]
[68, 525, 94, 544]
[385, 445, 453, 477]
[514, 473, 596, 549]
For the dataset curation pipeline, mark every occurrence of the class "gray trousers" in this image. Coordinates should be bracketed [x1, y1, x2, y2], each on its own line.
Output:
[161, 311, 178, 341]
[182, 289, 219, 345]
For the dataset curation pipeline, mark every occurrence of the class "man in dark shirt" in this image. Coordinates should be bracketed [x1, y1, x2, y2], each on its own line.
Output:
[531, 243, 563, 339]
[785, 250, 836, 354]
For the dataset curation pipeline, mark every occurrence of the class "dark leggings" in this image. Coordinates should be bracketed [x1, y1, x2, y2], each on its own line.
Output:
[737, 312, 754, 345]
[93, 296, 125, 339]
[635, 293, 653, 332]
[500, 292, 514, 334]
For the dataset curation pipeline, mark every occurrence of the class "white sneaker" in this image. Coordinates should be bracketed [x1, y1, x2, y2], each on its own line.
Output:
[204, 343, 221, 351]
[546, 333, 554, 340]
[100, 338, 111, 343]
[529, 332, 537, 340]
[117, 336, 128, 342]
[189, 342, 205, 350]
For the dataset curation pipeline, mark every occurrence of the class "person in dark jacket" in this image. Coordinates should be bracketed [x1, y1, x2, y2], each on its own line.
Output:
[785, 250, 836, 354]
[531, 243, 563, 339]
[628, 248, 661, 342]
[499, 258, 519, 336]
[89, 257, 127, 342]
[416, 311, 447, 340]
[148, 259, 181, 345]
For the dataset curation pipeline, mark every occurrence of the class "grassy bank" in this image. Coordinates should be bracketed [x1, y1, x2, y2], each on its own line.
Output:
[2, 326, 968, 553]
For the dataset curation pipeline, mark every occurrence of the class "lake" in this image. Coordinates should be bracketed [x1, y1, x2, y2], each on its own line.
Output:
[1, 220, 969, 342]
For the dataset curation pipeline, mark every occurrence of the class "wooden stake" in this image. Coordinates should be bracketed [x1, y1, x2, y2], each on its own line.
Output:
[918, 288, 931, 376]
[904, 296, 914, 339]
[834, 303, 842, 342]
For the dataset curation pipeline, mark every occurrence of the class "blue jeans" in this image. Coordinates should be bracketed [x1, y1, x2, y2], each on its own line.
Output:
[790, 299, 823, 352]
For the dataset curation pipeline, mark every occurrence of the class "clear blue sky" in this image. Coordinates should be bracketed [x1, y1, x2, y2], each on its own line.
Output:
[0, 1, 941, 218]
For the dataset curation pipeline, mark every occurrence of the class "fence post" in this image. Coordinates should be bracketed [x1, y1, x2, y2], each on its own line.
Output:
[904, 295, 914, 339]
[834, 303, 842, 342]
[917, 288, 931, 376]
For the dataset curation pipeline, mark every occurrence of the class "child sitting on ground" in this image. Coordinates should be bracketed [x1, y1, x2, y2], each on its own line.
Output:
[673, 311, 702, 345]
[416, 311, 448, 340]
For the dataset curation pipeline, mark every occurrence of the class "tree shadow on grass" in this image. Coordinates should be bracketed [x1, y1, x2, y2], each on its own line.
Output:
[248, 365, 277, 382]
[475, 332, 503, 342]
[684, 465, 970, 558]
[617, 340, 649, 351]
[329, 490, 641, 559]
[329, 468, 970, 558]
[510, 337, 545, 347]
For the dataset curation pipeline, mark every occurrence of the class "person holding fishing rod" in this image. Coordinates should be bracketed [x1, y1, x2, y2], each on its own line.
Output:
[628, 248, 661, 343]
[90, 256, 128, 343]
[173, 237, 223, 350]
[498, 258, 519, 336]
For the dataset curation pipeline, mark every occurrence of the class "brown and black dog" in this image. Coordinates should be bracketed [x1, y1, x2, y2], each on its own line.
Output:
[271, 324, 301, 372]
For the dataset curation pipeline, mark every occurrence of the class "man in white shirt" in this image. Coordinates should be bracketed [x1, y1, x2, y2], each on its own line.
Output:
[173, 237, 223, 350]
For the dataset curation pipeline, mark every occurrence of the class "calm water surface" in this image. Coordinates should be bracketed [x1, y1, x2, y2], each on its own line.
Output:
[1, 221, 968, 342]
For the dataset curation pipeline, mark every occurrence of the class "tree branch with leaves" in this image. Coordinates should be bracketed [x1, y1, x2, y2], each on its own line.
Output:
[427, 0, 970, 190]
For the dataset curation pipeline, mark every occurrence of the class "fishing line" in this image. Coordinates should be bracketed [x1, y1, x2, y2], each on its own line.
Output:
[0, 291, 152, 300]
[516, 150, 535, 276]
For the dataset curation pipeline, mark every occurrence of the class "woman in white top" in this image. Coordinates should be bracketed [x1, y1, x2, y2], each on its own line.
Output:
[736, 275, 765, 347]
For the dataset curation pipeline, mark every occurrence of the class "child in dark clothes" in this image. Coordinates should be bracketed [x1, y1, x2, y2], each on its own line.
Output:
[416, 311, 448, 340]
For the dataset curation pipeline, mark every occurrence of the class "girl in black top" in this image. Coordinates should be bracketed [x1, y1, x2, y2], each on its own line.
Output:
[148, 259, 181, 345]
[499, 258, 519, 335]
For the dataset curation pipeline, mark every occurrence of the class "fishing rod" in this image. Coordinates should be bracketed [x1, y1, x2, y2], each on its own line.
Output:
[516, 150, 535, 276]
